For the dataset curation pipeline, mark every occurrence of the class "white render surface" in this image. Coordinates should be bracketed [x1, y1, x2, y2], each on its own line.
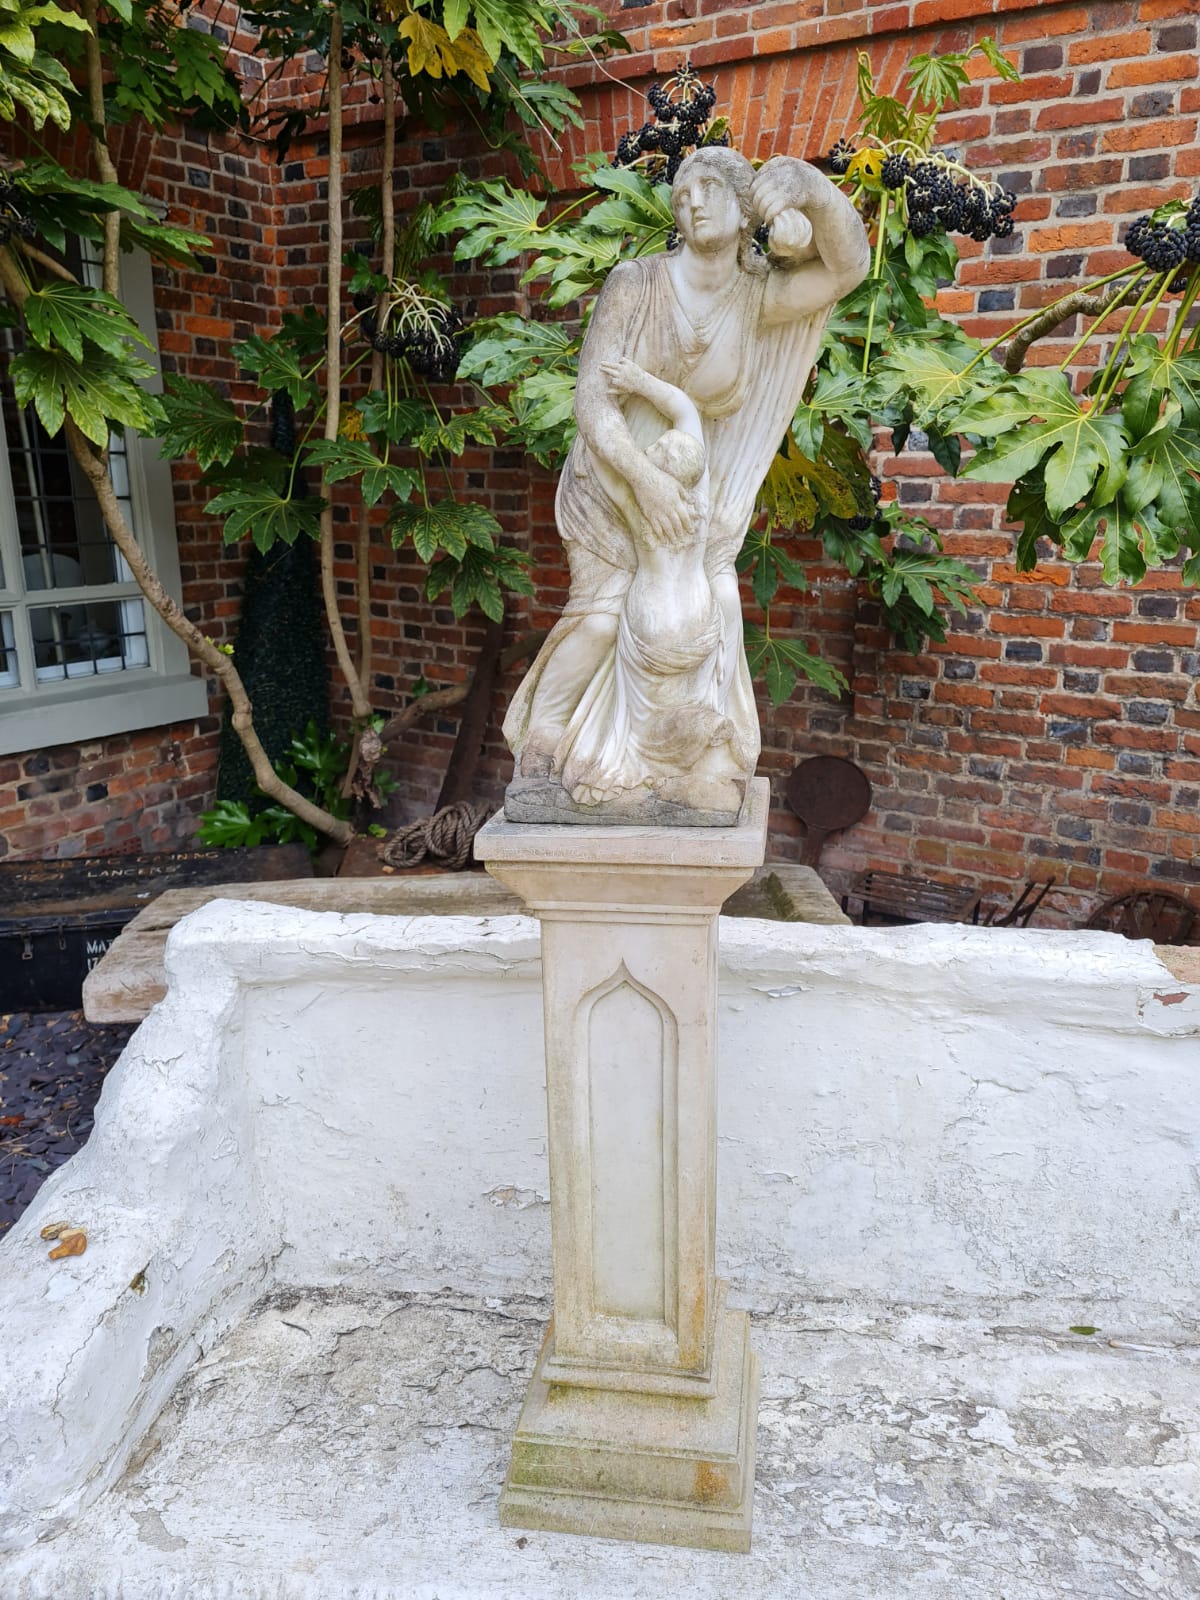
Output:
[1, 900, 1198, 1564]
[3, 1289, 1198, 1600]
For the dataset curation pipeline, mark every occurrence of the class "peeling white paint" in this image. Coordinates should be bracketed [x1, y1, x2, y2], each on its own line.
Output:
[0, 903, 1197, 1555]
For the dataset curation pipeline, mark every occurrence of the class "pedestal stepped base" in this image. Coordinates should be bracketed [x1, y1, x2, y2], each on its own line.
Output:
[500, 1288, 759, 1552]
[475, 779, 769, 1553]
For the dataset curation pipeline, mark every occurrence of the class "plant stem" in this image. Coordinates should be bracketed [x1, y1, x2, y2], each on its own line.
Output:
[860, 189, 890, 377]
[1082, 274, 1160, 404]
[342, 52, 396, 800]
[81, 0, 120, 300]
[1167, 268, 1200, 359]
[961, 264, 1142, 377]
[1089, 272, 1175, 415]
[0, 246, 351, 844]
[316, 10, 372, 725]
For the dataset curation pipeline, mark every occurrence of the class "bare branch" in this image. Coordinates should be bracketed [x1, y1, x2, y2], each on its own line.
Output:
[81, 0, 120, 300]
[16, 240, 77, 283]
[317, 10, 371, 723]
[377, 628, 548, 746]
[0, 245, 352, 846]
[1003, 288, 1132, 374]
[341, 55, 398, 802]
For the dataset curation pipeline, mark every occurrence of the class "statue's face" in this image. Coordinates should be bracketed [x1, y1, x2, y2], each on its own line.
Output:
[673, 168, 742, 253]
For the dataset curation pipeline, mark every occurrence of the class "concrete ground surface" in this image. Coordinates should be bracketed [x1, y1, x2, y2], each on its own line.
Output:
[3, 1290, 1196, 1600]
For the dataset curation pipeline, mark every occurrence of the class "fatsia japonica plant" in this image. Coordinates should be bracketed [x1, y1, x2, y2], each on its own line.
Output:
[442, 38, 1200, 708]
[437, 43, 1028, 705]
[832, 47, 1200, 589]
[0, 0, 625, 845]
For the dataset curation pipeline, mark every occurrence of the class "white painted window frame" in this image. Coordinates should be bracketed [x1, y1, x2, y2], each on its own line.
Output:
[0, 249, 208, 756]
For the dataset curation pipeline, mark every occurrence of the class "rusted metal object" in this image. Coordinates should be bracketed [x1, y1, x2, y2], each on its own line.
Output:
[982, 878, 1056, 928]
[785, 756, 872, 868]
[1083, 888, 1197, 945]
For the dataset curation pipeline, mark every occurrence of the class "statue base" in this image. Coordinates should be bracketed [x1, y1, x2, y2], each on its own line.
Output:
[476, 780, 769, 1552]
[499, 1286, 758, 1554]
[504, 774, 747, 829]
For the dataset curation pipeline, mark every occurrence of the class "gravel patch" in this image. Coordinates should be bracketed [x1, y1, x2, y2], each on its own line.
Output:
[0, 1011, 133, 1237]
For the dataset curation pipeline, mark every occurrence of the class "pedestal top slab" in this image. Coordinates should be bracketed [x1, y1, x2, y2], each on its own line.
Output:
[476, 778, 768, 870]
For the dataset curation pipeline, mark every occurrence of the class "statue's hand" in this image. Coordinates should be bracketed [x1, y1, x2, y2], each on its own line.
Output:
[751, 157, 835, 226]
[635, 462, 694, 548]
[600, 356, 648, 397]
[767, 208, 814, 260]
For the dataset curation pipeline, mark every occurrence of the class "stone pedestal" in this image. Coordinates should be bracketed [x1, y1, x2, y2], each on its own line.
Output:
[474, 778, 768, 1551]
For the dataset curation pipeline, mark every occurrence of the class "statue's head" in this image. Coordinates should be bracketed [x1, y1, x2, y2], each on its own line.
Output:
[671, 148, 759, 265]
[645, 427, 705, 489]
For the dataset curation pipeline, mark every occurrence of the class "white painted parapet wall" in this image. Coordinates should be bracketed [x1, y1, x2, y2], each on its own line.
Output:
[1, 902, 1197, 1550]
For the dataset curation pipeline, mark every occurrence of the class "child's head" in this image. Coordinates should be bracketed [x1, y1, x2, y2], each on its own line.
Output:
[645, 428, 705, 489]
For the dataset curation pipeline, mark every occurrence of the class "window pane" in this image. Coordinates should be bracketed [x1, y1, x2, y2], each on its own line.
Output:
[0, 611, 17, 688]
[0, 241, 135, 593]
[29, 597, 148, 680]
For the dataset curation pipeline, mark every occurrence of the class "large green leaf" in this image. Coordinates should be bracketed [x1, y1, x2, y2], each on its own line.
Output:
[511, 367, 575, 435]
[9, 345, 161, 443]
[358, 391, 433, 444]
[961, 371, 1128, 517]
[1061, 501, 1148, 586]
[873, 338, 995, 424]
[1130, 414, 1200, 533]
[303, 438, 419, 508]
[390, 498, 502, 563]
[437, 180, 547, 266]
[22, 281, 148, 362]
[744, 627, 847, 705]
[1122, 335, 1200, 437]
[205, 480, 324, 552]
[736, 533, 808, 611]
[159, 376, 242, 469]
[424, 540, 534, 621]
[414, 404, 509, 457]
[458, 315, 575, 387]
[1005, 476, 1062, 570]
[234, 332, 319, 408]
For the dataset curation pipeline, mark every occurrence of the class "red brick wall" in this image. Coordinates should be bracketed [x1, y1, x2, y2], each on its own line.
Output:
[4, 0, 1199, 932]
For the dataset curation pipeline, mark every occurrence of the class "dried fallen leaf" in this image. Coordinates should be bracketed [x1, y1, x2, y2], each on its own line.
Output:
[49, 1229, 87, 1259]
[0, 1115, 23, 1127]
[40, 1221, 70, 1240]
[129, 1269, 147, 1295]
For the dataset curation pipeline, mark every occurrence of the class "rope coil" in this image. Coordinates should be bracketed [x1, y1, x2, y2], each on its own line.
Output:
[380, 801, 492, 872]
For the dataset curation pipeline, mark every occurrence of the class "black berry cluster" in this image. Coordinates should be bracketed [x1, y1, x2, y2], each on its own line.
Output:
[356, 295, 466, 384]
[0, 174, 36, 247]
[1125, 197, 1200, 279]
[827, 140, 854, 176]
[880, 153, 911, 190]
[612, 62, 722, 185]
[905, 161, 1016, 243]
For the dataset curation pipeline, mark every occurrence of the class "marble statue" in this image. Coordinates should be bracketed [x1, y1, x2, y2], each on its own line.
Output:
[503, 147, 871, 826]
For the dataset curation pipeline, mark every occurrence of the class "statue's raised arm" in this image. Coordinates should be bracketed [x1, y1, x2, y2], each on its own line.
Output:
[502, 145, 870, 827]
[750, 156, 873, 325]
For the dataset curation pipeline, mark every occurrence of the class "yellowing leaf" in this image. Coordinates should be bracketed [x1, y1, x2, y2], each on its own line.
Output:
[339, 406, 367, 441]
[398, 12, 452, 79]
[847, 148, 884, 186]
[446, 26, 493, 92]
[397, 10, 493, 87]
[49, 1228, 87, 1259]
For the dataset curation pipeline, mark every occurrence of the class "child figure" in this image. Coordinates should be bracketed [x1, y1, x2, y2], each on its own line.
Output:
[557, 357, 743, 808]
